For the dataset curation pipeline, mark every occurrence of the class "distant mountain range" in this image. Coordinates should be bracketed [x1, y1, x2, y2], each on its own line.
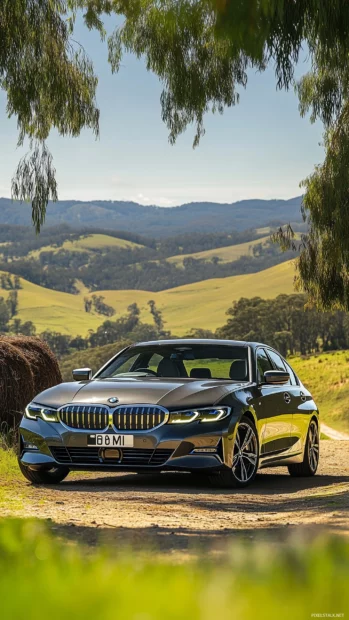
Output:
[0, 196, 303, 237]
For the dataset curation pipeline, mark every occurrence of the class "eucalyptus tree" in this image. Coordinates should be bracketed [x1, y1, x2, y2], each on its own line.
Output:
[3, 1, 349, 309]
[105, 1, 349, 310]
[0, 0, 104, 230]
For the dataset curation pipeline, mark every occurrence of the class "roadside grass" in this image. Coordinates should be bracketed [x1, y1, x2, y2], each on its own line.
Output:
[0, 447, 27, 512]
[0, 446, 17, 481]
[0, 518, 348, 619]
[291, 350, 349, 433]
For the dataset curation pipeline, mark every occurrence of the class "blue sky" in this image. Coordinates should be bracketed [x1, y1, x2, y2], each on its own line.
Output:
[0, 15, 324, 207]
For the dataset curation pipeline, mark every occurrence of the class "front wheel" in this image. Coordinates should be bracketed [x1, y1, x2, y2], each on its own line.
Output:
[18, 460, 69, 484]
[288, 419, 319, 477]
[209, 416, 259, 489]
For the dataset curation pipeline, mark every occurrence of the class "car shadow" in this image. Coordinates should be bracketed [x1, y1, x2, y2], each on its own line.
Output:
[57, 469, 349, 498]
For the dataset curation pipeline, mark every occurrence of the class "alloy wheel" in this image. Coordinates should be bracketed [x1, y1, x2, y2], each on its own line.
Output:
[232, 422, 258, 483]
[308, 421, 319, 473]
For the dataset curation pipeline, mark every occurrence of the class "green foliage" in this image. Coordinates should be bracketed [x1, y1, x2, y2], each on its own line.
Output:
[0, 0, 99, 229]
[295, 107, 349, 309]
[218, 294, 349, 356]
[10, 318, 36, 336]
[90, 294, 115, 317]
[6, 291, 18, 318]
[109, 1, 253, 147]
[148, 299, 166, 333]
[4, 0, 349, 280]
[0, 297, 10, 331]
[106, 1, 349, 145]
[105, 1, 349, 308]
[0, 518, 348, 619]
[0, 274, 21, 290]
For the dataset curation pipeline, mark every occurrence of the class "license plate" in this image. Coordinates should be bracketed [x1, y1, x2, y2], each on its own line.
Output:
[87, 434, 134, 447]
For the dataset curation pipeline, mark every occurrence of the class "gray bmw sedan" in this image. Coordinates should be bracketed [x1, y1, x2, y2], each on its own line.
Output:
[18, 339, 319, 488]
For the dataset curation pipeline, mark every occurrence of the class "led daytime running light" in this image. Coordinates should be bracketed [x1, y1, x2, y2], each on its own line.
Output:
[170, 411, 199, 424]
[25, 404, 58, 422]
[168, 407, 230, 424]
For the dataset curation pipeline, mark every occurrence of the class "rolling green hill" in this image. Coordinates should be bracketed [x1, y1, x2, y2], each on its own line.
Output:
[167, 235, 270, 265]
[0, 223, 299, 294]
[30, 233, 143, 257]
[0, 260, 296, 336]
[0, 272, 103, 335]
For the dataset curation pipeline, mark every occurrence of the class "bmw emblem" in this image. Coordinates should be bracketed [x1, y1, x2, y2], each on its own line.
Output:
[108, 397, 119, 404]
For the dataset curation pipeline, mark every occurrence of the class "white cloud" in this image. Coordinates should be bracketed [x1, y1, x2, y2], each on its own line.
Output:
[137, 192, 150, 203]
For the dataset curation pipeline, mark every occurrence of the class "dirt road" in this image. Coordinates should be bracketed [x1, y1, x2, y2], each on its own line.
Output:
[2, 441, 349, 556]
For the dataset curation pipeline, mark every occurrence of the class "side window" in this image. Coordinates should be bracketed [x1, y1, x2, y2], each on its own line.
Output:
[284, 361, 298, 386]
[267, 350, 286, 372]
[256, 349, 273, 383]
[147, 354, 164, 373]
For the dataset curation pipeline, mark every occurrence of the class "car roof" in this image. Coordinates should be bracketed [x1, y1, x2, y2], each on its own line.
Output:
[129, 338, 258, 348]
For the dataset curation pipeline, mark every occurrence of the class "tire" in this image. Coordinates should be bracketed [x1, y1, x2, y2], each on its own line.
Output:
[18, 460, 69, 484]
[209, 416, 259, 489]
[288, 419, 319, 477]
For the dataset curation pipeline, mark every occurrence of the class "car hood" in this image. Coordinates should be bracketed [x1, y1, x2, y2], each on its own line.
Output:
[34, 376, 248, 410]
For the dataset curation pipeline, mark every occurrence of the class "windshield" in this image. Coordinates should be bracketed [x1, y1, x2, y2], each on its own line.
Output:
[98, 344, 249, 381]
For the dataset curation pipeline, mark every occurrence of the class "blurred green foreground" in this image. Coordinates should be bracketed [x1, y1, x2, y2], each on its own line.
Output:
[0, 518, 348, 620]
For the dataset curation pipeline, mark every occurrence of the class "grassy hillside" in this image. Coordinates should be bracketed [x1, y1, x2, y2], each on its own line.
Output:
[30, 233, 143, 257]
[167, 235, 270, 265]
[0, 271, 103, 335]
[0, 261, 296, 336]
[90, 260, 296, 335]
[291, 350, 349, 433]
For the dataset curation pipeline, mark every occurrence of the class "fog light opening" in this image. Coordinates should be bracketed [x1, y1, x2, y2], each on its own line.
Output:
[23, 442, 39, 451]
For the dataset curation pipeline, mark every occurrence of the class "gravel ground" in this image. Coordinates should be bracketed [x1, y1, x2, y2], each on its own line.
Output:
[1, 441, 349, 556]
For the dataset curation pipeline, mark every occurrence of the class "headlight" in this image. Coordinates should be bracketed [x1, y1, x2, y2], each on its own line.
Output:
[168, 407, 231, 424]
[25, 403, 59, 423]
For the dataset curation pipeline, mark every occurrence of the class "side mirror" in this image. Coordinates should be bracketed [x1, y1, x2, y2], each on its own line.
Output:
[264, 370, 289, 385]
[72, 368, 92, 382]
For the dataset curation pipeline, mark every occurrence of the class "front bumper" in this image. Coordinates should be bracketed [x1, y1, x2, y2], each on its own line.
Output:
[19, 413, 239, 473]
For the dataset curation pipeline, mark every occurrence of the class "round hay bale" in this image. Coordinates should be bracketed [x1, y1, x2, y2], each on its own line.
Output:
[0, 340, 35, 429]
[2, 336, 62, 395]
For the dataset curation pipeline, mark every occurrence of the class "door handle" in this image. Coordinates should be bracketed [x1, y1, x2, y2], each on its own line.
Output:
[284, 392, 291, 404]
[300, 391, 307, 402]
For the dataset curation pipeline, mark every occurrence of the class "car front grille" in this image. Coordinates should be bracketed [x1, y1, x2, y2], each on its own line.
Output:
[50, 446, 173, 467]
[113, 406, 167, 431]
[59, 405, 109, 430]
[58, 404, 168, 431]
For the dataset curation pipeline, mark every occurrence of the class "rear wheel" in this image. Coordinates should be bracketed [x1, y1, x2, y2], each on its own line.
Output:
[209, 416, 259, 488]
[18, 460, 69, 484]
[288, 419, 319, 477]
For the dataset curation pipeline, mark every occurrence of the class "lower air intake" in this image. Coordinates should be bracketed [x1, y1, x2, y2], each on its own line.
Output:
[50, 446, 173, 467]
